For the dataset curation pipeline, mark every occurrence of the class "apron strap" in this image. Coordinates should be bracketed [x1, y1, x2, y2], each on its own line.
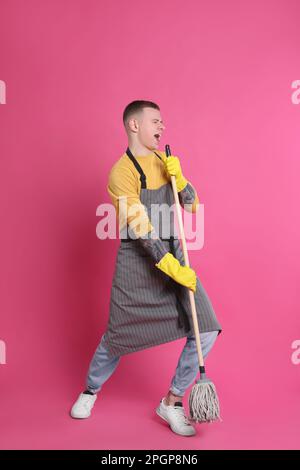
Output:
[126, 147, 147, 189]
[153, 151, 162, 161]
[125, 148, 163, 188]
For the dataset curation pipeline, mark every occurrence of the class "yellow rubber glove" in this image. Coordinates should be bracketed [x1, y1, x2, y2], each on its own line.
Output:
[163, 155, 188, 192]
[155, 252, 197, 292]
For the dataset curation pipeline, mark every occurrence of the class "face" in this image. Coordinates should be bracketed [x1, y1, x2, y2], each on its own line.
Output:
[130, 107, 166, 151]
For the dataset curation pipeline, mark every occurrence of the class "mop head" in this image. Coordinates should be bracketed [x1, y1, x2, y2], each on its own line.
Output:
[188, 378, 220, 423]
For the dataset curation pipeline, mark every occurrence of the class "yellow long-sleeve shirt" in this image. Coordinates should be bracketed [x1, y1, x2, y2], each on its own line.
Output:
[107, 149, 200, 238]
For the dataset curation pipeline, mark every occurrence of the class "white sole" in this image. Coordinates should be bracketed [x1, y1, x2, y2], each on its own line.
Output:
[70, 415, 90, 419]
[70, 411, 91, 419]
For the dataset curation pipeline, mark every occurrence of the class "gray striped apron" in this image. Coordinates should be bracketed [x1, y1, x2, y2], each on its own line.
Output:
[103, 148, 222, 358]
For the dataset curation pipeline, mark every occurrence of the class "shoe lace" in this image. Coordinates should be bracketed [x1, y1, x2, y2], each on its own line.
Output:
[170, 406, 192, 426]
[80, 394, 94, 406]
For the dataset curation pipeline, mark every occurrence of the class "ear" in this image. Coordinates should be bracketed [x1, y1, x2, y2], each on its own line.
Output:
[128, 117, 139, 133]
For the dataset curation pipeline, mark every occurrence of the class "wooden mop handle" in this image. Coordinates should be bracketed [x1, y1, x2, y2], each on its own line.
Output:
[165, 144, 204, 368]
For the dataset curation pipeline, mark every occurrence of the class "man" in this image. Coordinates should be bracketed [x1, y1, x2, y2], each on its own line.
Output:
[70, 100, 222, 437]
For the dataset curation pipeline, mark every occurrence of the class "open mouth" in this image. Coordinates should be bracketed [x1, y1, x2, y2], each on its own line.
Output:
[154, 133, 161, 142]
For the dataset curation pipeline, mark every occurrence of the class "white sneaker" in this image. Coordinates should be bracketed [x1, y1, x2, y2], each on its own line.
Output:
[156, 397, 196, 436]
[70, 392, 97, 419]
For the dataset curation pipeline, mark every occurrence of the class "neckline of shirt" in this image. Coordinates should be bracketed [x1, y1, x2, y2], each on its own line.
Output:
[125, 149, 161, 159]
[135, 153, 156, 158]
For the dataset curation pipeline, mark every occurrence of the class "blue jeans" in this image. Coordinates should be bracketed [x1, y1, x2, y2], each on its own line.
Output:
[86, 330, 219, 397]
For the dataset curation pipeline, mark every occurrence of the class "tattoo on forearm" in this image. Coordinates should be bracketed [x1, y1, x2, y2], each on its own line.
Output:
[178, 182, 195, 205]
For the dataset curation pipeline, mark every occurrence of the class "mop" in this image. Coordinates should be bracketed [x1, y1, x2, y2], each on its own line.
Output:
[165, 144, 220, 423]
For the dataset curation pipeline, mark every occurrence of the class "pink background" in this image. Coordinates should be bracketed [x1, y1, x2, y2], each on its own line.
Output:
[1, 0, 300, 450]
